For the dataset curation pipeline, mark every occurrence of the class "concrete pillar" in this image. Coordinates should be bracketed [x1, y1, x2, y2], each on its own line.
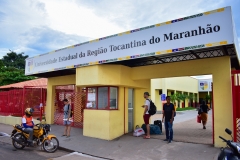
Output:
[155, 90, 161, 111]
[212, 60, 232, 147]
[46, 83, 55, 124]
[185, 92, 189, 107]
[133, 80, 150, 128]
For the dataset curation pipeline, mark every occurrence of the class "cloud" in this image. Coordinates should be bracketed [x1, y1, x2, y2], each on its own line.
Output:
[19, 27, 90, 54]
[74, 0, 226, 30]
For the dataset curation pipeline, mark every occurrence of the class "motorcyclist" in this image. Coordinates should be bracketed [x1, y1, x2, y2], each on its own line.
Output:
[22, 108, 34, 146]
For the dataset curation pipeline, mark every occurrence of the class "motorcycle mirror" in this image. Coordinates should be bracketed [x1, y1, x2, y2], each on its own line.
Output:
[225, 128, 232, 135]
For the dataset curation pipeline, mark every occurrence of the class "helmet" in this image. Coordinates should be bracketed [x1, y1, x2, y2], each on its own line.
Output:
[25, 108, 34, 116]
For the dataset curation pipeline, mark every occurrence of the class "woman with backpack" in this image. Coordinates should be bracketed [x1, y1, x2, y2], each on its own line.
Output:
[62, 99, 72, 138]
[198, 101, 210, 129]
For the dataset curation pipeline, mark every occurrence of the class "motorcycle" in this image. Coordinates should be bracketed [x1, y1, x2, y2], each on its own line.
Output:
[218, 128, 240, 160]
[11, 116, 59, 153]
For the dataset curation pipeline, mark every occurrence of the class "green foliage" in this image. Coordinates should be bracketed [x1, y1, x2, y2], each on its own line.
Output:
[2, 51, 28, 69]
[176, 107, 195, 111]
[188, 94, 194, 100]
[170, 94, 177, 104]
[193, 94, 197, 101]
[0, 66, 35, 86]
[0, 51, 35, 86]
[205, 94, 212, 103]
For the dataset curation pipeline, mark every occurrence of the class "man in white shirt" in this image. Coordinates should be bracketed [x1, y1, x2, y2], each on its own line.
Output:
[142, 92, 151, 139]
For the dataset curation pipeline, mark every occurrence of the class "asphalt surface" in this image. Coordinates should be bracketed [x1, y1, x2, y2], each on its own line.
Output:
[0, 135, 69, 160]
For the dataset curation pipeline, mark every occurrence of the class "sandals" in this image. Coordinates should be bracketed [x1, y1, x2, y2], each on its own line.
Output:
[61, 134, 67, 137]
[66, 135, 70, 138]
[143, 136, 150, 139]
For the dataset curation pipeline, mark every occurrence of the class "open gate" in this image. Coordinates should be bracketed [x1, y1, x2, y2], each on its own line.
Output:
[231, 70, 240, 142]
[54, 85, 86, 128]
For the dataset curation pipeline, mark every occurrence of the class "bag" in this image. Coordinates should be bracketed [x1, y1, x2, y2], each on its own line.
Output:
[147, 99, 157, 115]
[197, 115, 201, 123]
[154, 120, 162, 132]
[141, 124, 162, 135]
[67, 104, 73, 117]
[133, 125, 145, 137]
[198, 106, 203, 115]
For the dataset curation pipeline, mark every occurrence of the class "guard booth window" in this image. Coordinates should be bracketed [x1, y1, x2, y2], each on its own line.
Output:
[86, 87, 118, 110]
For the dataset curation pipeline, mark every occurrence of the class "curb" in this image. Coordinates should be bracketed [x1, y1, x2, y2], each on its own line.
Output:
[58, 146, 113, 160]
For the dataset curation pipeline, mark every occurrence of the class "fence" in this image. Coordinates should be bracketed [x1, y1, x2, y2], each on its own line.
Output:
[231, 70, 240, 142]
[0, 87, 46, 119]
[54, 86, 86, 128]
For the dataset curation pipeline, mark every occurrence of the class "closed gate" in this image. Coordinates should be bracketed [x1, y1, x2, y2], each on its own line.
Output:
[231, 70, 240, 142]
[54, 86, 86, 128]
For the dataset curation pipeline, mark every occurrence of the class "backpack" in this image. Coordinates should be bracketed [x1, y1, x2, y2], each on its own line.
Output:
[147, 99, 157, 115]
[67, 104, 73, 117]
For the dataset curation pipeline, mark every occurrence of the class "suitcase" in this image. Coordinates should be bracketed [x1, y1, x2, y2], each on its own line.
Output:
[154, 120, 162, 132]
[141, 124, 162, 135]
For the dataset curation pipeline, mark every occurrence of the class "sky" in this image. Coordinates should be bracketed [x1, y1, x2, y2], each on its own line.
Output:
[0, 0, 239, 79]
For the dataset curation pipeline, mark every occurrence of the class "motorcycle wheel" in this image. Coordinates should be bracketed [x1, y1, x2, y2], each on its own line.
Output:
[12, 133, 26, 149]
[42, 137, 59, 153]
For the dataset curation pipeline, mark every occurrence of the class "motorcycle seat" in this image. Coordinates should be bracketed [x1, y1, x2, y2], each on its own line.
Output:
[16, 125, 23, 131]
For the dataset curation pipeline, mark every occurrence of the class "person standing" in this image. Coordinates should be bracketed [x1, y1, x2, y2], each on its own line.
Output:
[62, 99, 72, 138]
[198, 100, 210, 129]
[142, 92, 151, 139]
[162, 96, 175, 143]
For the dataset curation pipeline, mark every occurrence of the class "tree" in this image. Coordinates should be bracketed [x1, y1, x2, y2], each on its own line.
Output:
[2, 51, 28, 70]
[0, 51, 35, 86]
[178, 93, 188, 107]
[0, 66, 35, 86]
[170, 94, 177, 105]
[175, 92, 182, 108]
[188, 94, 194, 107]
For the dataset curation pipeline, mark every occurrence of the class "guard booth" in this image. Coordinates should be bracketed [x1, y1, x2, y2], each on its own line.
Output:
[24, 6, 240, 147]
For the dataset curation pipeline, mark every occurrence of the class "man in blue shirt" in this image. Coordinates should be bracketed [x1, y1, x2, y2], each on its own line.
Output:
[162, 96, 175, 143]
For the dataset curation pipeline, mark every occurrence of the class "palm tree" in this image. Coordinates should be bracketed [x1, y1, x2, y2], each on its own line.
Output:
[188, 94, 194, 107]
[175, 92, 182, 108]
[206, 94, 212, 108]
[170, 94, 177, 105]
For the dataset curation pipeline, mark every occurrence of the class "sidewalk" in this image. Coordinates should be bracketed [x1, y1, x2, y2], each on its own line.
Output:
[151, 111, 213, 144]
[0, 123, 219, 160]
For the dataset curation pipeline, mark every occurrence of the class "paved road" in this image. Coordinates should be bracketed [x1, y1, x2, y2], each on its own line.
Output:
[0, 135, 68, 160]
[0, 134, 107, 160]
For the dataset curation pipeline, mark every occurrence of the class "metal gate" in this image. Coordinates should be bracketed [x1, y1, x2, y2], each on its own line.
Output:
[231, 70, 240, 142]
[54, 86, 86, 128]
[0, 87, 46, 118]
[22, 86, 47, 119]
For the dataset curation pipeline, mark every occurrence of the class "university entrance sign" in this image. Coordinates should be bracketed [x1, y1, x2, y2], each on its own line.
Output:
[25, 7, 238, 75]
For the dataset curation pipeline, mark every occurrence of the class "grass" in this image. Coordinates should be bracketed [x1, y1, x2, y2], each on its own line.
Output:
[176, 107, 196, 111]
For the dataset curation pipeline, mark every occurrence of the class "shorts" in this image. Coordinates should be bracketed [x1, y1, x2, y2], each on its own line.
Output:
[143, 114, 151, 124]
[63, 120, 72, 125]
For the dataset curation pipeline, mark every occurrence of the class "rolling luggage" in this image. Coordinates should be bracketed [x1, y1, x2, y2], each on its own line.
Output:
[141, 124, 162, 135]
[154, 120, 162, 132]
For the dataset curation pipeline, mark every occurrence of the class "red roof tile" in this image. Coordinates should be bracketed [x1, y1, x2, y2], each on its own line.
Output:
[0, 78, 47, 89]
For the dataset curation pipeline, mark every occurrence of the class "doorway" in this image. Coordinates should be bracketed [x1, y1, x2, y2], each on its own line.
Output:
[128, 88, 134, 133]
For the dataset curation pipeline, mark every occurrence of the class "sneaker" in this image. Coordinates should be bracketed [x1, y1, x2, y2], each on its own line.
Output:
[168, 140, 172, 143]
[163, 139, 168, 141]
[27, 141, 34, 147]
